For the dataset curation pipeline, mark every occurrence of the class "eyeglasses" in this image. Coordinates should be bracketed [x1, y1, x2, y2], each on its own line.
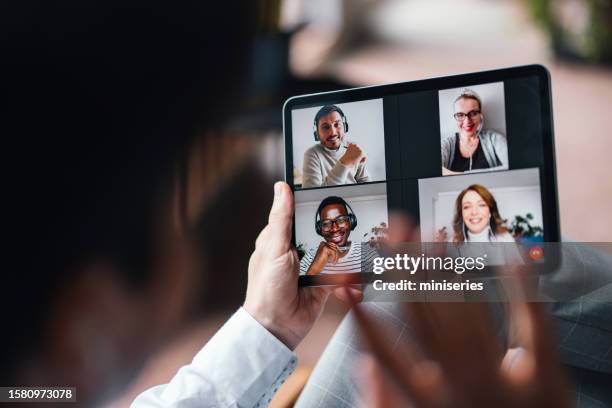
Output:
[453, 110, 481, 121]
[320, 215, 350, 232]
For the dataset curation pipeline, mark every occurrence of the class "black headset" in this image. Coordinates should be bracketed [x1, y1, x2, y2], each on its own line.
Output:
[313, 105, 349, 141]
[315, 196, 357, 236]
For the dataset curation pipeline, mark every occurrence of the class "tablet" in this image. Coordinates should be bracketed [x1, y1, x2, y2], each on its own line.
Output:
[283, 65, 560, 287]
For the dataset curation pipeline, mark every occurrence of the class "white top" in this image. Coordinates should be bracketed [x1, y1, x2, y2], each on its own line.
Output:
[131, 308, 296, 408]
[461, 228, 523, 265]
[466, 227, 516, 243]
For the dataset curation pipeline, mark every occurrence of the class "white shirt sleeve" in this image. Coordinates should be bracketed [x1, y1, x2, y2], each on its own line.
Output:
[131, 307, 297, 408]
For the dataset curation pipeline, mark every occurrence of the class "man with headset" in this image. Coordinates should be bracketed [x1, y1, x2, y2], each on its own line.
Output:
[302, 105, 371, 188]
[300, 196, 377, 275]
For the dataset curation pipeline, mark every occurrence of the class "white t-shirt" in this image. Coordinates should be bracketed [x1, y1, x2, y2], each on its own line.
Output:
[460, 227, 523, 265]
[466, 227, 515, 243]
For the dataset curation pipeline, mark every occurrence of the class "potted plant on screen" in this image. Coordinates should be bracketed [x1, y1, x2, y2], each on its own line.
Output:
[296, 242, 307, 260]
[364, 221, 388, 251]
[507, 213, 544, 243]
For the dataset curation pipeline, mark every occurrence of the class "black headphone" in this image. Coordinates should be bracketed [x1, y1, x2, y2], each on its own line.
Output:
[313, 105, 349, 141]
[315, 196, 357, 236]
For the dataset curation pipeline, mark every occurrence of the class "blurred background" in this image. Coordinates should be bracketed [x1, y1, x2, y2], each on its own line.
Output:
[108, 0, 612, 406]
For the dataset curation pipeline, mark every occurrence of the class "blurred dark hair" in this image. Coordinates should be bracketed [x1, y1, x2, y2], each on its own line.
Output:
[1, 0, 255, 379]
[316, 196, 350, 217]
[314, 105, 346, 128]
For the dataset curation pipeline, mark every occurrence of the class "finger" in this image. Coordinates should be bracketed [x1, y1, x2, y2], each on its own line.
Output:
[325, 243, 339, 264]
[387, 212, 419, 243]
[500, 269, 572, 407]
[351, 298, 442, 406]
[267, 182, 294, 256]
[360, 356, 411, 408]
[505, 322, 571, 408]
[407, 302, 501, 374]
[340, 285, 361, 306]
[327, 242, 339, 251]
[385, 212, 420, 260]
[303, 285, 331, 305]
[327, 250, 337, 265]
[333, 286, 363, 303]
[254, 225, 270, 250]
[507, 267, 560, 375]
[406, 302, 506, 402]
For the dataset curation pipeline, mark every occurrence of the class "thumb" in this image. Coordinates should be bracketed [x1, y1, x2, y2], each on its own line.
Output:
[267, 181, 294, 256]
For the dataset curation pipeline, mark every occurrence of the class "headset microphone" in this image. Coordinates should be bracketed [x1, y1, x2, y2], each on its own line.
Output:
[477, 113, 484, 134]
[315, 196, 357, 236]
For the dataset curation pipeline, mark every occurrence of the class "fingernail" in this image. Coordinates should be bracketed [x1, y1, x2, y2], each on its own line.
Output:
[274, 182, 282, 197]
[350, 288, 364, 302]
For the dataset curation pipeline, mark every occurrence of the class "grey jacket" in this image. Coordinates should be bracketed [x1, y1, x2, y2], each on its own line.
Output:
[441, 129, 509, 172]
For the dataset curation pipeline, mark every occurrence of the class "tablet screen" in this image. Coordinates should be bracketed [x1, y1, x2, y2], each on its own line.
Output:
[283, 65, 559, 285]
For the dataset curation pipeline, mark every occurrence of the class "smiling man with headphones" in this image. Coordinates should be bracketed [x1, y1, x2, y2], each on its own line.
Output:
[301, 105, 371, 188]
[300, 196, 377, 276]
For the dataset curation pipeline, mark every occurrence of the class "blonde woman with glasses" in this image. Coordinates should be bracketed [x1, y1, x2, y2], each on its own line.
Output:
[441, 88, 508, 175]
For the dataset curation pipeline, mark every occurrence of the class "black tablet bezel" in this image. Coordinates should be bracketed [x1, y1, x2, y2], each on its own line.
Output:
[283, 65, 560, 287]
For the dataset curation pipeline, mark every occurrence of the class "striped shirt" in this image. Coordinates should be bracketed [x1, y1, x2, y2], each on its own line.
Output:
[299, 242, 378, 275]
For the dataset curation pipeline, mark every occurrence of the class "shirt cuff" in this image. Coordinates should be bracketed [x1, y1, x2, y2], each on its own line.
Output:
[191, 307, 297, 407]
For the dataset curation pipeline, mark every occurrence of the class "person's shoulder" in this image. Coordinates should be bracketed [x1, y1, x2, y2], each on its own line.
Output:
[480, 129, 505, 141]
[441, 134, 456, 149]
[441, 133, 456, 143]
[304, 143, 323, 155]
[304, 144, 322, 166]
